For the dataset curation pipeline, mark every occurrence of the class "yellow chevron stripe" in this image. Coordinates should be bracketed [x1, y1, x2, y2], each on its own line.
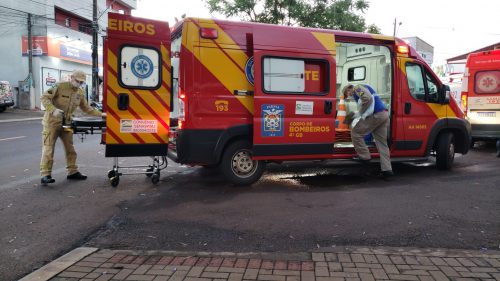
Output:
[184, 19, 253, 114]
[370, 34, 394, 41]
[106, 50, 166, 143]
[311, 32, 336, 57]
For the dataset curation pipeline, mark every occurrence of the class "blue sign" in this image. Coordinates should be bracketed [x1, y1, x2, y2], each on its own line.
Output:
[131, 55, 154, 79]
[60, 44, 92, 62]
[261, 104, 284, 137]
[245, 56, 254, 85]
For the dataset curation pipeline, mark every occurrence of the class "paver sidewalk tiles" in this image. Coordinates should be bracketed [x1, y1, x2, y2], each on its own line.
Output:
[21, 246, 500, 281]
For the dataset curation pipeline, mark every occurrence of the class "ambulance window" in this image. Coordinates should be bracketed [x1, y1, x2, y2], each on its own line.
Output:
[425, 72, 439, 102]
[474, 70, 500, 94]
[406, 63, 426, 101]
[262, 57, 328, 94]
[119, 46, 161, 89]
[347, 66, 366, 81]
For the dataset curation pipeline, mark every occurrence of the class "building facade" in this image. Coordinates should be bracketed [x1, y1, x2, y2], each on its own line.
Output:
[402, 36, 434, 66]
[0, 0, 136, 109]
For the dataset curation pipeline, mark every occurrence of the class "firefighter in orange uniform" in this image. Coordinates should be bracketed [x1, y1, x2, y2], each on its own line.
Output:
[40, 70, 104, 185]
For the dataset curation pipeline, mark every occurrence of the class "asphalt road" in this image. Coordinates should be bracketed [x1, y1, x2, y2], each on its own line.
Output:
[0, 120, 186, 281]
[86, 145, 500, 255]
[1, 118, 499, 281]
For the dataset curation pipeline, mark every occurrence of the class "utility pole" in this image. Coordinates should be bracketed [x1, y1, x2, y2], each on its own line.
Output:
[92, 0, 99, 102]
[27, 13, 34, 109]
[393, 18, 402, 37]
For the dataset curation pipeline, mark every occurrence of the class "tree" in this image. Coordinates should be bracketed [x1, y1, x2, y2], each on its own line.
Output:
[204, 0, 380, 33]
[365, 23, 381, 34]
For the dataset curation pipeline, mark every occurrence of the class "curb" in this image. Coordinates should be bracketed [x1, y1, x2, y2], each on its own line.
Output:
[19, 247, 98, 281]
[0, 117, 43, 123]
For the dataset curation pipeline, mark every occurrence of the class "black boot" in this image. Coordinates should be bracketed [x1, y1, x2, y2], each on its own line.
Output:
[41, 175, 55, 185]
[67, 172, 87, 180]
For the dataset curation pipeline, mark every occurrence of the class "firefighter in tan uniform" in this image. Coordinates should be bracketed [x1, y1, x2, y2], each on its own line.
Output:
[40, 70, 103, 185]
[343, 84, 393, 178]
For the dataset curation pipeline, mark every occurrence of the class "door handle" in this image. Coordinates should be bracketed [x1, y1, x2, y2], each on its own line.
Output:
[117, 93, 129, 110]
[324, 100, 333, 114]
[405, 102, 412, 114]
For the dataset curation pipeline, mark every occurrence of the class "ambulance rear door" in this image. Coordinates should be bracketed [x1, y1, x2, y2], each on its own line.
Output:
[104, 13, 172, 157]
[252, 50, 336, 159]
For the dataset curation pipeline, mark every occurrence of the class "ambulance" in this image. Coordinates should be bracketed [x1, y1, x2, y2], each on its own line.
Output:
[460, 50, 500, 155]
[103, 14, 471, 185]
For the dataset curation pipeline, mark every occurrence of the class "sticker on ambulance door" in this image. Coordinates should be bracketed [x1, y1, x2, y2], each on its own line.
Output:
[295, 101, 313, 115]
[262, 104, 284, 137]
[120, 119, 158, 133]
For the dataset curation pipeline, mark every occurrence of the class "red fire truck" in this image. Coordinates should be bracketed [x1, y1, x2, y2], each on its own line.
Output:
[103, 14, 470, 185]
[460, 50, 500, 156]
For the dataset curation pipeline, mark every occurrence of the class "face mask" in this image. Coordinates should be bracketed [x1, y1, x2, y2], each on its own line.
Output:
[71, 80, 81, 88]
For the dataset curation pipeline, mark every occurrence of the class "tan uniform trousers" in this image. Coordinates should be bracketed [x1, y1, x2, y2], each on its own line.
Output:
[351, 110, 392, 172]
[40, 125, 78, 177]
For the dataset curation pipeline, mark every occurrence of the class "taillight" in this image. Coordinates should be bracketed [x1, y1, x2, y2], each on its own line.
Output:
[461, 92, 468, 114]
[397, 45, 409, 54]
[178, 89, 186, 128]
[200, 27, 218, 39]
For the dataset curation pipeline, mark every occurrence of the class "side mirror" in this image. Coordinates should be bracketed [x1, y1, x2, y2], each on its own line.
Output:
[439, 84, 450, 104]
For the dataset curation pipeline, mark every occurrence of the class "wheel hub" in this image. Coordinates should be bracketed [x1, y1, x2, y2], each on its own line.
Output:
[232, 150, 255, 176]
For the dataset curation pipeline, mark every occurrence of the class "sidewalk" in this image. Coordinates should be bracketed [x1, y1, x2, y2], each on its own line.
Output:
[21, 246, 500, 281]
[0, 108, 44, 123]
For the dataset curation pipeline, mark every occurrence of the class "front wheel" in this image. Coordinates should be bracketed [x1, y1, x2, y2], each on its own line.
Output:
[436, 132, 455, 170]
[220, 140, 266, 186]
[0, 106, 6, 113]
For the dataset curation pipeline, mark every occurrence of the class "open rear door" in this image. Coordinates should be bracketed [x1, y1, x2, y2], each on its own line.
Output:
[104, 13, 172, 157]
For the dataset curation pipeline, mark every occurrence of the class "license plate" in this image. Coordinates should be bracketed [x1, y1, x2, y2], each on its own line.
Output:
[476, 112, 496, 117]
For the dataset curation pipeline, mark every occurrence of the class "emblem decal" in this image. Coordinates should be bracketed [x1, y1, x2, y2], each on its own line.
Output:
[262, 104, 284, 137]
[245, 56, 254, 85]
[131, 55, 154, 79]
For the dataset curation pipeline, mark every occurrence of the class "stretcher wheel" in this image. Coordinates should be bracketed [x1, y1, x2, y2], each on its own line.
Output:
[110, 176, 120, 187]
[151, 173, 160, 184]
[107, 170, 116, 179]
[146, 167, 154, 177]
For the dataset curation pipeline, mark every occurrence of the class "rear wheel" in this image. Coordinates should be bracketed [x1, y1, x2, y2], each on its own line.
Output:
[436, 132, 455, 170]
[220, 140, 266, 186]
[0, 106, 6, 113]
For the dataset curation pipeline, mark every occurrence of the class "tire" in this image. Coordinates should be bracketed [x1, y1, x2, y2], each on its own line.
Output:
[0, 106, 6, 113]
[110, 176, 119, 187]
[436, 132, 455, 170]
[151, 174, 160, 184]
[220, 140, 266, 186]
[107, 170, 116, 179]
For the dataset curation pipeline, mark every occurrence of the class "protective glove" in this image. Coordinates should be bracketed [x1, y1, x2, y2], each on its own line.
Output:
[52, 108, 64, 118]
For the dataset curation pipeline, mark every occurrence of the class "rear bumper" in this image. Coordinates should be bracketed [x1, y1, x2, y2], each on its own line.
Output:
[471, 124, 500, 140]
[0, 100, 14, 107]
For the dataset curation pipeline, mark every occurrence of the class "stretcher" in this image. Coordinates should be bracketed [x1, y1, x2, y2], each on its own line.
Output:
[71, 116, 168, 187]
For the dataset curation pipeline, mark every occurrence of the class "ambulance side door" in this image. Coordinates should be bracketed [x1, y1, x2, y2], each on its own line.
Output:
[252, 50, 336, 158]
[399, 59, 441, 156]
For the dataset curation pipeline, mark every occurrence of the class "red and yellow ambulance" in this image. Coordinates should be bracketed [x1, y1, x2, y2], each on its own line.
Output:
[460, 49, 500, 155]
[103, 14, 471, 185]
